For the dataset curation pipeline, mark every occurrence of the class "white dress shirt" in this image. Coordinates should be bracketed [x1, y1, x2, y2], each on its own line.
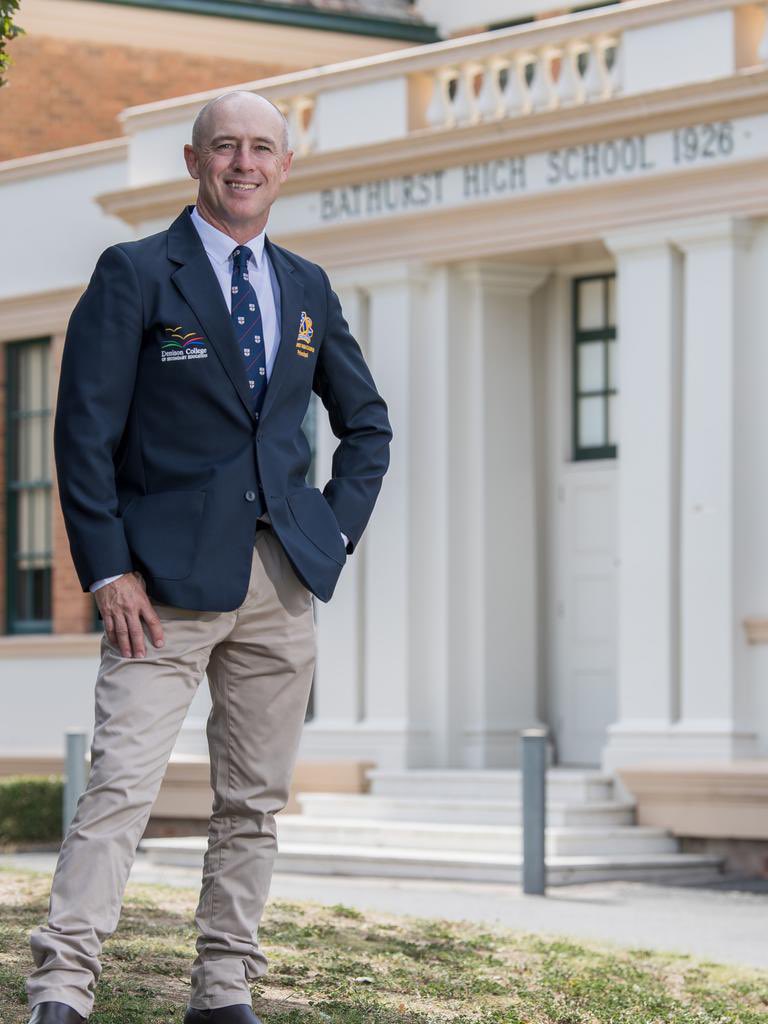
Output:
[90, 207, 345, 592]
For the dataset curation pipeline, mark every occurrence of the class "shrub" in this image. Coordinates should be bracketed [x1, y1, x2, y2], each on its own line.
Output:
[0, 775, 63, 843]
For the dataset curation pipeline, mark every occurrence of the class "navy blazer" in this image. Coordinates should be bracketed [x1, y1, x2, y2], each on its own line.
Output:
[54, 206, 392, 609]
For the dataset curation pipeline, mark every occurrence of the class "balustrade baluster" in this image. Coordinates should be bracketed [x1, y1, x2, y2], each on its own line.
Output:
[502, 53, 531, 116]
[557, 41, 585, 105]
[426, 66, 457, 128]
[606, 36, 622, 95]
[288, 96, 315, 155]
[477, 57, 508, 121]
[529, 48, 557, 111]
[453, 61, 483, 125]
[583, 36, 609, 101]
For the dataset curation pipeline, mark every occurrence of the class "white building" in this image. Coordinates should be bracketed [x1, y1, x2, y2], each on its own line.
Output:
[2, 0, 768, 874]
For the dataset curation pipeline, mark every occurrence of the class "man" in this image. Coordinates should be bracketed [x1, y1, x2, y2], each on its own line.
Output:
[25, 90, 392, 1024]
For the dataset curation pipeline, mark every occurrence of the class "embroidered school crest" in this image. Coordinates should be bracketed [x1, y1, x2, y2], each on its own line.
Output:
[295, 311, 315, 358]
[160, 326, 208, 362]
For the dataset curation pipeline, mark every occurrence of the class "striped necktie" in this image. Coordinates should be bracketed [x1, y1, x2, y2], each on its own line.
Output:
[230, 244, 267, 419]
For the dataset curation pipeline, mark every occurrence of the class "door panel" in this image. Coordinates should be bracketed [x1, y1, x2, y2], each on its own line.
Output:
[553, 465, 618, 765]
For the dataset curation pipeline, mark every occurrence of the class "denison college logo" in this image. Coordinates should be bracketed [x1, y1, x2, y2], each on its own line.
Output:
[161, 326, 209, 362]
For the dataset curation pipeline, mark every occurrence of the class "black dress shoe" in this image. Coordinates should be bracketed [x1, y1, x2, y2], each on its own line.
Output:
[184, 1005, 262, 1024]
[28, 1003, 86, 1023]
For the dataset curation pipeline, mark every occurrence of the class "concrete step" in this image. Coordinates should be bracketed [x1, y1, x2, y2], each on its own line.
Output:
[275, 816, 676, 855]
[296, 792, 636, 826]
[367, 768, 615, 803]
[139, 837, 723, 886]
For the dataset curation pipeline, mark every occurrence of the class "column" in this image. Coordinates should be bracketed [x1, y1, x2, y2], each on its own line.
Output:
[306, 286, 367, 730]
[451, 262, 549, 767]
[672, 217, 758, 759]
[601, 226, 683, 771]
[300, 261, 431, 768]
[408, 266, 451, 766]
[362, 264, 429, 766]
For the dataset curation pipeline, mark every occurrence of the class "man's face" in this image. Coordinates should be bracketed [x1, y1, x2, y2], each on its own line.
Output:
[184, 96, 293, 239]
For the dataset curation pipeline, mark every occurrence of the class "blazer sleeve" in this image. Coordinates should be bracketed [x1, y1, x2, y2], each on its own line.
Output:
[312, 265, 393, 554]
[54, 244, 143, 590]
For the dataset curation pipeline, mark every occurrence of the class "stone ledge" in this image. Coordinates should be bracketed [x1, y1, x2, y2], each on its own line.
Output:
[0, 754, 374, 818]
[617, 761, 768, 840]
[0, 634, 101, 658]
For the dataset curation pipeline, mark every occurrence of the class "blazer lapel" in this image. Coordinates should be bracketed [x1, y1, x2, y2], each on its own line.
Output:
[259, 236, 305, 424]
[168, 208, 256, 422]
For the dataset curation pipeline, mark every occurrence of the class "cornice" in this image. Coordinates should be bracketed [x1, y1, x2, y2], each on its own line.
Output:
[96, 69, 768, 228]
[0, 138, 128, 185]
[324, 261, 429, 289]
[98, 177, 196, 225]
[458, 262, 551, 295]
[0, 287, 82, 342]
[671, 215, 756, 252]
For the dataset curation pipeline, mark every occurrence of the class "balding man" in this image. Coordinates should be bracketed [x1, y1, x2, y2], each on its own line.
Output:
[25, 91, 392, 1024]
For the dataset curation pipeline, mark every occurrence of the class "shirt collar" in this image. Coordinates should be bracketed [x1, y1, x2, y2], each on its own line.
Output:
[190, 205, 266, 268]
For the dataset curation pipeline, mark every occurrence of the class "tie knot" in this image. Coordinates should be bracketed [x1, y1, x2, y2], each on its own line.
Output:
[231, 245, 253, 273]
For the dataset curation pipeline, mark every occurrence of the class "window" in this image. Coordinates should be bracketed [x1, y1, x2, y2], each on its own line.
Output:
[6, 339, 53, 633]
[572, 274, 617, 461]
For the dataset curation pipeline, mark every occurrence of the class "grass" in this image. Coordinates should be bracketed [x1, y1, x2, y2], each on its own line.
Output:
[0, 866, 766, 1023]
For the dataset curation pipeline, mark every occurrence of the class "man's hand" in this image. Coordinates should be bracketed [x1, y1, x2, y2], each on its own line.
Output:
[94, 571, 165, 658]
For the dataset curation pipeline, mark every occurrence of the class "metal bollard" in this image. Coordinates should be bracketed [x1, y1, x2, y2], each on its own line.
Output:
[521, 728, 548, 895]
[63, 730, 88, 836]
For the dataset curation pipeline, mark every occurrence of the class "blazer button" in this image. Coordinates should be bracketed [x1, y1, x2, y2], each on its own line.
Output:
[244, 490, 257, 502]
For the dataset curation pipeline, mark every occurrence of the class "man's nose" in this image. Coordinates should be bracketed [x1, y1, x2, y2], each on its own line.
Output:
[232, 145, 256, 171]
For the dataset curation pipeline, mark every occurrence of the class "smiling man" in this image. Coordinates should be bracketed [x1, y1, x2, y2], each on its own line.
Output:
[24, 91, 392, 1024]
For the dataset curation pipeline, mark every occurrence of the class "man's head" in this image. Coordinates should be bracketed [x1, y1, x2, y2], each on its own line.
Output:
[184, 90, 293, 243]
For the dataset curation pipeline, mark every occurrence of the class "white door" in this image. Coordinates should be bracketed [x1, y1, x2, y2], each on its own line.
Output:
[552, 463, 618, 765]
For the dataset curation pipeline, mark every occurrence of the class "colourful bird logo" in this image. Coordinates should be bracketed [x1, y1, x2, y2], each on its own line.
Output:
[162, 326, 206, 349]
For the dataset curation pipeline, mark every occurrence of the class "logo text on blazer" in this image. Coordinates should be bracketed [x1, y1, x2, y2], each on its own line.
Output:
[161, 326, 209, 362]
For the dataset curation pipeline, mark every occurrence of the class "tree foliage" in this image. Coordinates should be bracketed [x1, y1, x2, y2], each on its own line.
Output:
[1, 0, 24, 88]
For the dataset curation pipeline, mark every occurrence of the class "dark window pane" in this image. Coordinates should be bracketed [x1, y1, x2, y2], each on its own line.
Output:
[573, 275, 617, 461]
[6, 340, 53, 634]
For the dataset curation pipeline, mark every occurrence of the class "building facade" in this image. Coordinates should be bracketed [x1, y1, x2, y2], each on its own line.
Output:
[2, 2, 768, 838]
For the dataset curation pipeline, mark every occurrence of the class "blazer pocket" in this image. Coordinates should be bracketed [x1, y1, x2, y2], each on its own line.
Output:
[122, 490, 206, 580]
[286, 487, 347, 566]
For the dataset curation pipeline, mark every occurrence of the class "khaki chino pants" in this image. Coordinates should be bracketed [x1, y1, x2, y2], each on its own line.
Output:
[26, 527, 317, 1018]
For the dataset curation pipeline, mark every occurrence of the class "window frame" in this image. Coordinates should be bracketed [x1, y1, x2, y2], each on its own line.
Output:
[5, 337, 54, 634]
[572, 273, 618, 462]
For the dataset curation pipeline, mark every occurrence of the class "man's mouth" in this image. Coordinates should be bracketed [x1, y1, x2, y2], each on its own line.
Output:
[226, 181, 261, 191]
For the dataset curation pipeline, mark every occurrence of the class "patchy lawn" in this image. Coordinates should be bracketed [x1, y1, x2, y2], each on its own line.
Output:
[1, 867, 766, 1023]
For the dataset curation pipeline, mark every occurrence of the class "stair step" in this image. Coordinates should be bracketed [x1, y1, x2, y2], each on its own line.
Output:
[296, 792, 636, 826]
[139, 837, 723, 886]
[276, 816, 675, 855]
[367, 768, 615, 803]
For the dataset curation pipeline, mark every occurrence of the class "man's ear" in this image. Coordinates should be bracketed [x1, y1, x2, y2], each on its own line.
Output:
[280, 148, 294, 183]
[183, 144, 200, 180]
